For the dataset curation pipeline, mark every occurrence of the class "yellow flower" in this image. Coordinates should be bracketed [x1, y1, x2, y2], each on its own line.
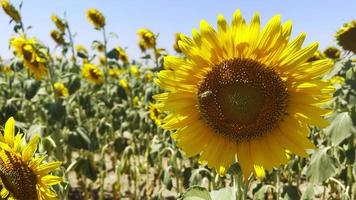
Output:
[119, 79, 129, 94]
[1, 0, 20, 23]
[95, 42, 105, 52]
[307, 50, 325, 62]
[51, 14, 66, 32]
[323, 46, 341, 59]
[82, 63, 104, 84]
[0, 117, 62, 200]
[137, 28, 156, 49]
[149, 103, 162, 125]
[139, 40, 146, 52]
[173, 32, 183, 53]
[144, 71, 153, 82]
[155, 10, 334, 179]
[108, 68, 124, 77]
[54, 82, 68, 97]
[86, 8, 106, 29]
[330, 76, 345, 85]
[115, 47, 129, 64]
[133, 96, 140, 107]
[335, 20, 356, 54]
[99, 55, 106, 66]
[10, 36, 48, 80]
[130, 65, 140, 78]
[50, 30, 65, 45]
[155, 48, 167, 58]
[76, 45, 88, 59]
[1, 65, 12, 75]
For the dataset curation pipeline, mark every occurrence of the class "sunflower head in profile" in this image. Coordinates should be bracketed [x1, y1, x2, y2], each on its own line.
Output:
[154, 10, 334, 178]
[51, 14, 66, 32]
[1, 0, 21, 23]
[335, 20, 356, 54]
[323, 46, 341, 60]
[81, 63, 104, 84]
[50, 30, 65, 45]
[86, 8, 106, 30]
[173, 32, 183, 53]
[54, 82, 69, 97]
[137, 28, 156, 49]
[115, 47, 129, 64]
[10, 36, 48, 80]
[0, 117, 62, 200]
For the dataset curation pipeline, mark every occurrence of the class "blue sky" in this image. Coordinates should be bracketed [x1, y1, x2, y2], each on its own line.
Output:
[0, 0, 355, 61]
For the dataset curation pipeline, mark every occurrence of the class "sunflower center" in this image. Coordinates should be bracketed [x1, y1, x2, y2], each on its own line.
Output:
[198, 58, 288, 142]
[0, 150, 38, 200]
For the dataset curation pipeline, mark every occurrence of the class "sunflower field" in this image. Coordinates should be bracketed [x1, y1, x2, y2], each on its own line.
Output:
[0, 1, 356, 200]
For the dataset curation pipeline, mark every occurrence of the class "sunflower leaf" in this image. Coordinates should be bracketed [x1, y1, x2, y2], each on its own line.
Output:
[306, 147, 338, 184]
[324, 112, 356, 145]
[210, 187, 236, 200]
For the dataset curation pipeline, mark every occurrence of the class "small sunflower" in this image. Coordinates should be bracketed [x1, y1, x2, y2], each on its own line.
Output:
[54, 82, 68, 97]
[50, 30, 65, 45]
[10, 36, 48, 80]
[76, 45, 89, 59]
[82, 63, 104, 84]
[86, 8, 106, 29]
[335, 20, 356, 54]
[130, 65, 140, 78]
[149, 103, 162, 125]
[144, 71, 154, 82]
[116, 47, 129, 64]
[155, 10, 334, 178]
[99, 55, 106, 66]
[51, 14, 66, 32]
[132, 96, 140, 107]
[119, 79, 129, 94]
[1, 0, 20, 23]
[137, 28, 156, 49]
[108, 68, 124, 78]
[323, 46, 341, 59]
[173, 32, 183, 53]
[0, 117, 62, 200]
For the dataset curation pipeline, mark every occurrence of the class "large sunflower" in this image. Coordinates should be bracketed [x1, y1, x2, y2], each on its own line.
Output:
[0, 117, 62, 200]
[154, 10, 334, 178]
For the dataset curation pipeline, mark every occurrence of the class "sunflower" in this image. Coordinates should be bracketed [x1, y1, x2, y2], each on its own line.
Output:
[76, 45, 89, 59]
[50, 30, 65, 45]
[144, 71, 153, 82]
[51, 14, 66, 32]
[323, 46, 341, 59]
[130, 65, 140, 78]
[1, 0, 21, 23]
[10, 36, 48, 80]
[108, 68, 124, 78]
[119, 79, 129, 94]
[99, 55, 106, 66]
[81, 63, 104, 84]
[173, 32, 183, 53]
[116, 47, 129, 64]
[137, 28, 156, 49]
[0, 117, 62, 200]
[149, 103, 162, 125]
[86, 8, 106, 29]
[54, 82, 68, 97]
[154, 10, 334, 178]
[335, 20, 356, 54]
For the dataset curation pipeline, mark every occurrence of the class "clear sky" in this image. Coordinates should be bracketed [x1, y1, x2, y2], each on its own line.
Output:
[0, 0, 355, 61]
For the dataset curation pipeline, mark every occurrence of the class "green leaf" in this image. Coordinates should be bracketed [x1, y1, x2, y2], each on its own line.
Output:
[282, 185, 300, 200]
[67, 127, 91, 150]
[306, 147, 338, 184]
[210, 187, 236, 200]
[75, 158, 98, 181]
[301, 183, 314, 200]
[324, 112, 356, 145]
[181, 186, 212, 200]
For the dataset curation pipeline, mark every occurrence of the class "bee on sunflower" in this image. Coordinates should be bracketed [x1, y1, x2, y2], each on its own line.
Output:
[10, 36, 48, 80]
[0, 117, 62, 200]
[154, 10, 334, 178]
[81, 63, 104, 84]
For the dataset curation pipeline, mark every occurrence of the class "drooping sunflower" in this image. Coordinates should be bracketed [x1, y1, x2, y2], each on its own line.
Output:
[51, 14, 66, 32]
[1, 0, 21, 23]
[154, 10, 334, 178]
[335, 20, 356, 54]
[50, 30, 65, 45]
[323, 46, 341, 60]
[81, 63, 104, 84]
[137, 28, 156, 49]
[149, 103, 162, 125]
[86, 8, 106, 29]
[10, 36, 48, 80]
[54, 82, 68, 97]
[0, 117, 62, 200]
[115, 47, 129, 64]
